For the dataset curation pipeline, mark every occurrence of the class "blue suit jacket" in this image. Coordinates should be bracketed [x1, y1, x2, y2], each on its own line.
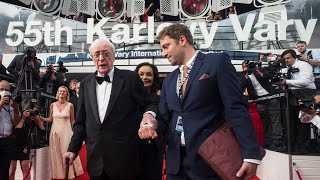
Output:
[159, 52, 261, 176]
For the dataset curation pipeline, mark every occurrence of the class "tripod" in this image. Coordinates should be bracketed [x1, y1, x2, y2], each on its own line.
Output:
[14, 64, 37, 105]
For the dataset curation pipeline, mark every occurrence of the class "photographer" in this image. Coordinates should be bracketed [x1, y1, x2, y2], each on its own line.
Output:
[56, 61, 69, 88]
[9, 103, 45, 180]
[279, 49, 316, 90]
[39, 64, 65, 96]
[7, 47, 41, 88]
[0, 80, 20, 179]
[296, 41, 320, 72]
[240, 60, 283, 150]
[279, 49, 317, 153]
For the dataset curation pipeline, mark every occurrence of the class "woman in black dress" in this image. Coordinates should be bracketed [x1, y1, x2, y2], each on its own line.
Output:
[135, 62, 164, 180]
[9, 104, 45, 180]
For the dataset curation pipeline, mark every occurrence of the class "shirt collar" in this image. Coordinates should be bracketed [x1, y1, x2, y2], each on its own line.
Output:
[179, 51, 198, 73]
[96, 66, 115, 82]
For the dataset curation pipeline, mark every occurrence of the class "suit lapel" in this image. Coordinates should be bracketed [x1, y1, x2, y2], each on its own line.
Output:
[183, 52, 205, 100]
[103, 68, 124, 121]
[170, 69, 182, 105]
[87, 74, 101, 125]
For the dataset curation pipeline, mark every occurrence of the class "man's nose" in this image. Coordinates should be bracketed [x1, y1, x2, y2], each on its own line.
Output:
[162, 51, 167, 58]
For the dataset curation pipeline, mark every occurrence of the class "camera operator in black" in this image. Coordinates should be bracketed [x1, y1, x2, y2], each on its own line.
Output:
[9, 103, 45, 180]
[279, 49, 316, 154]
[39, 64, 65, 97]
[7, 47, 41, 89]
[56, 61, 69, 88]
[240, 60, 283, 151]
[0, 80, 20, 179]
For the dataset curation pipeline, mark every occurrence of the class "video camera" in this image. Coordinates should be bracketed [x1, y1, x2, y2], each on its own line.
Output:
[22, 47, 37, 64]
[57, 61, 68, 73]
[46, 64, 54, 75]
[29, 109, 39, 117]
[244, 60, 262, 74]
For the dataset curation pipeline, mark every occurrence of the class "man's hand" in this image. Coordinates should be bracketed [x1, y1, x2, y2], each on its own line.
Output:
[279, 78, 286, 85]
[236, 162, 258, 180]
[51, 74, 57, 81]
[138, 125, 158, 140]
[63, 152, 76, 166]
[138, 113, 158, 140]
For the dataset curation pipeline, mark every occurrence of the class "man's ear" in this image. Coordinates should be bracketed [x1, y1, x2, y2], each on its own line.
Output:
[179, 35, 187, 46]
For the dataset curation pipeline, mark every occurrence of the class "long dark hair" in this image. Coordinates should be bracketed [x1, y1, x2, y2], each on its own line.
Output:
[134, 62, 161, 93]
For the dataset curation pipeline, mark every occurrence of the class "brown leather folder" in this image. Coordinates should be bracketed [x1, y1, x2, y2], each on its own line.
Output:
[198, 122, 265, 180]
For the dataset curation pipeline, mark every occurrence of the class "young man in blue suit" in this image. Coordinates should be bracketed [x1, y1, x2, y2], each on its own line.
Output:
[140, 23, 262, 180]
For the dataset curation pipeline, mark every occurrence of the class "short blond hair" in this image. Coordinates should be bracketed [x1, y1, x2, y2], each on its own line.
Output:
[56, 86, 70, 101]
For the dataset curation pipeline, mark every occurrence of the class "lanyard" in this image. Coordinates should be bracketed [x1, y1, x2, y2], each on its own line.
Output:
[178, 53, 198, 101]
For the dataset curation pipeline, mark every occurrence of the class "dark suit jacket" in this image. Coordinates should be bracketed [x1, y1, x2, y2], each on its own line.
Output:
[68, 68, 158, 176]
[159, 52, 260, 177]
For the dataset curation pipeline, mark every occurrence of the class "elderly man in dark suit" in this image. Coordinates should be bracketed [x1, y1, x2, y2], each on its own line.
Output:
[63, 39, 158, 180]
[140, 23, 261, 180]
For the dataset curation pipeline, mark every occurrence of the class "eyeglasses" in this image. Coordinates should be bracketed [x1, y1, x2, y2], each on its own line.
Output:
[92, 51, 110, 60]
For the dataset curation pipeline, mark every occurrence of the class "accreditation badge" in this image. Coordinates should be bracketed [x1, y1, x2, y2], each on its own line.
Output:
[175, 116, 184, 134]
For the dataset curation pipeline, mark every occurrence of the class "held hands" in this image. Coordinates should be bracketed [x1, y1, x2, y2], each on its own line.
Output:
[63, 152, 76, 166]
[138, 113, 158, 140]
[236, 161, 258, 180]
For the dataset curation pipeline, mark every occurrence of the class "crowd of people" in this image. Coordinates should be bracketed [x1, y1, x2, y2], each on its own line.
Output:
[1, 22, 320, 180]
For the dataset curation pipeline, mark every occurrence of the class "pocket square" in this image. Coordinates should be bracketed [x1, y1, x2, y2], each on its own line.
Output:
[199, 74, 209, 80]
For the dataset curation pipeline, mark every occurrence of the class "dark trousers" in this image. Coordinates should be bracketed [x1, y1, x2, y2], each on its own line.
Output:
[139, 140, 163, 180]
[167, 146, 220, 180]
[257, 99, 283, 146]
[90, 171, 137, 180]
[0, 137, 14, 180]
[287, 105, 311, 150]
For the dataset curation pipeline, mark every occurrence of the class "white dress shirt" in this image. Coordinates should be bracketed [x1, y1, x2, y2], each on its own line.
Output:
[248, 74, 269, 96]
[176, 52, 198, 95]
[0, 105, 14, 137]
[284, 60, 316, 89]
[96, 68, 114, 123]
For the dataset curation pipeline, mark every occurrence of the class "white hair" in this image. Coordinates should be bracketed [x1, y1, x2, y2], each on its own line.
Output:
[89, 39, 116, 54]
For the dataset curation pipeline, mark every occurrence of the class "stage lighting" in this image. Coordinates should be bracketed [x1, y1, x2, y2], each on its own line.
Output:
[77, 0, 95, 16]
[211, 0, 233, 13]
[254, 0, 291, 8]
[61, 0, 79, 16]
[160, 0, 179, 16]
[258, 4, 287, 22]
[233, 0, 253, 4]
[180, 0, 210, 19]
[33, 0, 63, 15]
[126, 0, 145, 18]
[96, 0, 126, 19]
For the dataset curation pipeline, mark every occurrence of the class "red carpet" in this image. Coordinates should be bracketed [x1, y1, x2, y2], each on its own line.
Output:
[74, 144, 90, 180]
